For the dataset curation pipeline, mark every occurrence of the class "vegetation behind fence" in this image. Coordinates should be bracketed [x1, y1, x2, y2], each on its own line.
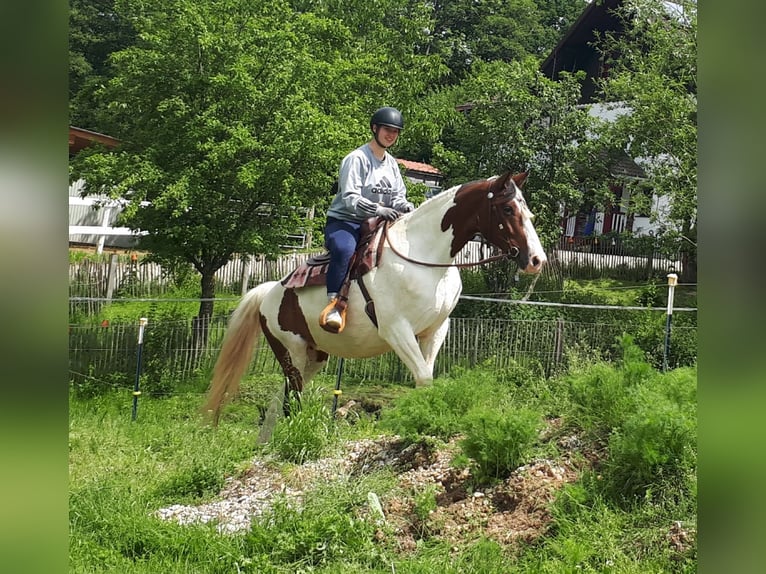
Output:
[69, 313, 696, 397]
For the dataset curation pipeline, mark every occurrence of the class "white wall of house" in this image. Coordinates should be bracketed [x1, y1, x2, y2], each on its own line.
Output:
[69, 179, 142, 252]
[579, 102, 674, 237]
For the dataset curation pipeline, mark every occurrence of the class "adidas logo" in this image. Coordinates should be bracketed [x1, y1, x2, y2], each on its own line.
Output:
[370, 176, 393, 195]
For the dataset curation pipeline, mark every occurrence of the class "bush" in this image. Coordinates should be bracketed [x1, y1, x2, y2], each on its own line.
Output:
[379, 373, 495, 440]
[601, 369, 697, 504]
[567, 361, 633, 435]
[154, 460, 224, 502]
[460, 406, 543, 482]
[243, 492, 381, 570]
[566, 335, 655, 436]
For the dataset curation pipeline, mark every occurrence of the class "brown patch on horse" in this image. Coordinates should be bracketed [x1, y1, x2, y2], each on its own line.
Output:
[275, 287, 329, 358]
[277, 288, 316, 345]
[441, 172, 530, 258]
[260, 314, 304, 393]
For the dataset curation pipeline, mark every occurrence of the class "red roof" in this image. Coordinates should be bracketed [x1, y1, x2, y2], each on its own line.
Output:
[396, 158, 442, 176]
[69, 126, 120, 155]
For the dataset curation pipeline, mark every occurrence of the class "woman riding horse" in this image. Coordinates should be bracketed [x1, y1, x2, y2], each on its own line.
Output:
[204, 170, 546, 424]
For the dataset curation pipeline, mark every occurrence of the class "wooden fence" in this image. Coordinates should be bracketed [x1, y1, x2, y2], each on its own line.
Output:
[554, 236, 683, 280]
[68, 242, 517, 300]
[69, 235, 679, 303]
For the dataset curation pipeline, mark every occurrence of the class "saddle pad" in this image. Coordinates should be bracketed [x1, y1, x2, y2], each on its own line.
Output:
[281, 258, 330, 289]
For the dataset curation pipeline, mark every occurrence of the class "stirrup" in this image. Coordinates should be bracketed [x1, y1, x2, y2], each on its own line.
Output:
[319, 299, 346, 333]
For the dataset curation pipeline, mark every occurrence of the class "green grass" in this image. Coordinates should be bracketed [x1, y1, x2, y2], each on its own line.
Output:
[70, 344, 696, 573]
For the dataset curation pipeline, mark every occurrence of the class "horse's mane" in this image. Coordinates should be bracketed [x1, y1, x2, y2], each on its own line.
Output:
[418, 176, 491, 208]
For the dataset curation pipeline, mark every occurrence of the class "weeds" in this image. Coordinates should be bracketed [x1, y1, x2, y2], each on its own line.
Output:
[268, 386, 341, 464]
[460, 406, 543, 483]
[70, 342, 696, 573]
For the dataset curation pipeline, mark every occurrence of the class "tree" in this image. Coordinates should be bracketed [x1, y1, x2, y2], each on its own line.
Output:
[420, 0, 587, 84]
[70, 0, 444, 341]
[594, 0, 697, 281]
[405, 58, 594, 247]
[69, 0, 137, 128]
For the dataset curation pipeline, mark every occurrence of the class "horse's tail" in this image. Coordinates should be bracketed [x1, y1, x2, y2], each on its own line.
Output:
[202, 281, 278, 425]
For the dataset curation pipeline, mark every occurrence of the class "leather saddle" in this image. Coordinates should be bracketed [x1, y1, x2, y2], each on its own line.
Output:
[280, 217, 387, 326]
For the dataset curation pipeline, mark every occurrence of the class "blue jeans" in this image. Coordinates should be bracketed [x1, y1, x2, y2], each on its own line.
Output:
[324, 217, 362, 294]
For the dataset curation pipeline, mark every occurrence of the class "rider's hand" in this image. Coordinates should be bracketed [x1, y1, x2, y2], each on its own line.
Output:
[376, 206, 401, 221]
[402, 202, 415, 213]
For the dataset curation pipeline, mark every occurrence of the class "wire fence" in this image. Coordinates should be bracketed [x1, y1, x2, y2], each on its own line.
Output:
[68, 240, 696, 395]
[69, 311, 697, 396]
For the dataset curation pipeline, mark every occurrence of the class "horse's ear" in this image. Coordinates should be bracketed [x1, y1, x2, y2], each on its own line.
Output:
[512, 171, 528, 188]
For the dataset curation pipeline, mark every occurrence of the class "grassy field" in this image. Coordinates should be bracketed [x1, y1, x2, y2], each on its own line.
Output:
[69, 338, 696, 573]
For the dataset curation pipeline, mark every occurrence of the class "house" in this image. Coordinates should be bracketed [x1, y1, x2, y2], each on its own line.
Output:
[541, 0, 671, 239]
[69, 126, 120, 157]
[397, 158, 444, 197]
[68, 127, 141, 252]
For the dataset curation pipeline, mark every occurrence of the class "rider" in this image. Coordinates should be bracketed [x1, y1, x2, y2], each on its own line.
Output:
[320, 106, 414, 332]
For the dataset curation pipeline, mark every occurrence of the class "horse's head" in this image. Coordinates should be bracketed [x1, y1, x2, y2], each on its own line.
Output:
[484, 172, 546, 273]
[442, 171, 547, 274]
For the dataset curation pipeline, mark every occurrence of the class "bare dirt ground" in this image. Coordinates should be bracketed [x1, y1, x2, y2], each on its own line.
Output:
[156, 429, 581, 551]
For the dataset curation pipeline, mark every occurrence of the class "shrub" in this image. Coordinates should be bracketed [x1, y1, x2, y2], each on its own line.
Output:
[566, 335, 655, 436]
[460, 406, 543, 482]
[243, 484, 382, 569]
[616, 333, 655, 386]
[379, 373, 495, 440]
[601, 369, 697, 503]
[154, 460, 224, 501]
[567, 361, 633, 435]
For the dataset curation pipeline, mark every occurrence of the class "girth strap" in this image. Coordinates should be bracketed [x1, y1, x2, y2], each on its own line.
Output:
[356, 274, 378, 328]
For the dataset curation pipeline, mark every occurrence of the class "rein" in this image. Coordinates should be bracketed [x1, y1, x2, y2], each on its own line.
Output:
[382, 221, 519, 268]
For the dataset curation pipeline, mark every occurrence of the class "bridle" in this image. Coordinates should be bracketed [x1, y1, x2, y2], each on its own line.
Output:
[381, 193, 522, 269]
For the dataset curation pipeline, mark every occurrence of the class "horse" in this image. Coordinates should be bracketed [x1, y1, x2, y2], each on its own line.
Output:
[203, 171, 546, 424]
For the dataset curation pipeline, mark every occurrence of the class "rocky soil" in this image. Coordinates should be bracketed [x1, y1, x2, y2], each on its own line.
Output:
[155, 433, 581, 549]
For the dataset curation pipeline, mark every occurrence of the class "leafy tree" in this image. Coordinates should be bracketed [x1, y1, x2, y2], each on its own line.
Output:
[411, 58, 594, 248]
[421, 0, 587, 84]
[70, 0, 444, 340]
[593, 0, 697, 281]
[69, 0, 137, 128]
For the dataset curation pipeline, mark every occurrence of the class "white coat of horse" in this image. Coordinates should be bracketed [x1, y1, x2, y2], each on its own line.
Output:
[204, 171, 546, 423]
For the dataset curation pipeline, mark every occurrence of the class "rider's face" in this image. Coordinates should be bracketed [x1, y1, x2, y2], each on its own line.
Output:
[374, 125, 401, 147]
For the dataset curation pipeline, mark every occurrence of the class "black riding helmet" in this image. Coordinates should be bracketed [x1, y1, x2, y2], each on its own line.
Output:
[370, 107, 404, 131]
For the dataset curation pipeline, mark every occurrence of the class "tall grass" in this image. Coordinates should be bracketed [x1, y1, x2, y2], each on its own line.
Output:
[70, 341, 696, 573]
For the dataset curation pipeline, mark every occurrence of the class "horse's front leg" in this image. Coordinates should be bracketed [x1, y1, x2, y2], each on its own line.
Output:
[378, 320, 435, 387]
[417, 318, 450, 378]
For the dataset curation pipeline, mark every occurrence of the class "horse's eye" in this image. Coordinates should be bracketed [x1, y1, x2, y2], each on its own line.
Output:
[503, 205, 514, 216]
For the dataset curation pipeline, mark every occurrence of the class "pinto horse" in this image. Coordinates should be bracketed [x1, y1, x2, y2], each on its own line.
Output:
[203, 171, 546, 423]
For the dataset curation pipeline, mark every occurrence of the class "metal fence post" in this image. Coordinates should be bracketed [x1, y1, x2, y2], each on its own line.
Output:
[663, 274, 678, 371]
[132, 318, 148, 421]
[332, 357, 345, 417]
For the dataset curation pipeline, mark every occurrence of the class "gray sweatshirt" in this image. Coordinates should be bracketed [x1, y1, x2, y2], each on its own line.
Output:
[326, 143, 412, 222]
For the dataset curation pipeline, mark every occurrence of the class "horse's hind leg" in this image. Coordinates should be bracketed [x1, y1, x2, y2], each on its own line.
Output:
[256, 355, 305, 443]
